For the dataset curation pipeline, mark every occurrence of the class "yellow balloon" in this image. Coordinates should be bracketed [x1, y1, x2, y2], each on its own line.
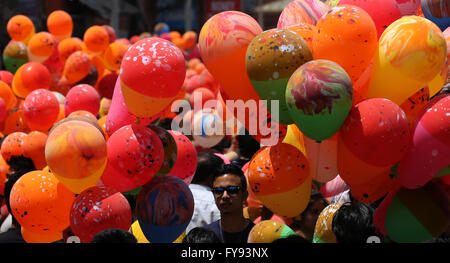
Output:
[282, 124, 306, 156]
[428, 59, 448, 97]
[364, 16, 446, 105]
[130, 220, 185, 243]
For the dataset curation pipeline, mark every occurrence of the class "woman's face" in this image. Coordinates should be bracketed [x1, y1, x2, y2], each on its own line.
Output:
[303, 199, 327, 233]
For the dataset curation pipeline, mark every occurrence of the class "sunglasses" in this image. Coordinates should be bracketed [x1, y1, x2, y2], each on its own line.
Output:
[212, 186, 241, 196]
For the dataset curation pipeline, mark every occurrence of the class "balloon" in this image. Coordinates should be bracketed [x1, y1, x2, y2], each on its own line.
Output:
[373, 185, 399, 236]
[319, 175, 350, 198]
[83, 25, 109, 53]
[70, 186, 132, 243]
[399, 87, 430, 127]
[395, 0, 420, 15]
[338, 0, 402, 39]
[0, 80, 17, 111]
[421, 0, 450, 30]
[0, 71, 14, 86]
[22, 131, 48, 169]
[349, 168, 399, 204]
[64, 84, 100, 116]
[68, 110, 97, 120]
[248, 220, 298, 243]
[7, 15, 35, 44]
[0, 98, 6, 122]
[0, 132, 27, 162]
[192, 109, 225, 148]
[63, 51, 92, 84]
[397, 95, 450, 189]
[27, 32, 55, 63]
[182, 31, 198, 50]
[2, 109, 30, 135]
[285, 23, 315, 51]
[312, 202, 344, 243]
[97, 71, 117, 99]
[364, 16, 446, 106]
[52, 91, 65, 104]
[12, 62, 51, 98]
[246, 29, 312, 124]
[385, 183, 450, 243]
[22, 89, 59, 131]
[199, 11, 262, 103]
[304, 134, 338, 183]
[282, 124, 306, 155]
[104, 42, 128, 71]
[9, 170, 75, 233]
[120, 38, 185, 96]
[277, 0, 330, 28]
[130, 220, 185, 243]
[2, 41, 28, 74]
[148, 125, 177, 175]
[45, 120, 107, 193]
[57, 37, 82, 63]
[99, 97, 111, 117]
[167, 130, 198, 184]
[106, 76, 161, 136]
[189, 87, 216, 108]
[247, 143, 311, 217]
[285, 59, 353, 141]
[47, 10, 73, 41]
[312, 5, 378, 83]
[21, 227, 62, 243]
[101, 124, 164, 192]
[50, 116, 105, 139]
[97, 115, 109, 141]
[136, 175, 194, 243]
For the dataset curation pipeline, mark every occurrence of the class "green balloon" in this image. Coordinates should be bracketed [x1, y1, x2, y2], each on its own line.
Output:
[285, 60, 353, 141]
[123, 185, 142, 196]
[2, 41, 28, 74]
[246, 29, 312, 124]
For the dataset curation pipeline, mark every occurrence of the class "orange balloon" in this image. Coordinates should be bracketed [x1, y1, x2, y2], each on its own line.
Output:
[97, 115, 109, 141]
[58, 37, 82, 63]
[27, 32, 55, 62]
[103, 42, 128, 71]
[0, 154, 9, 196]
[0, 80, 18, 111]
[286, 23, 315, 51]
[169, 31, 181, 40]
[349, 168, 400, 204]
[2, 109, 30, 135]
[182, 31, 198, 50]
[68, 110, 97, 120]
[91, 54, 105, 82]
[0, 131, 27, 162]
[47, 10, 73, 41]
[21, 227, 63, 243]
[7, 15, 35, 43]
[9, 170, 75, 233]
[312, 5, 378, 83]
[83, 25, 109, 53]
[22, 89, 60, 131]
[188, 58, 201, 70]
[194, 63, 206, 74]
[12, 62, 51, 98]
[63, 51, 92, 84]
[22, 131, 48, 170]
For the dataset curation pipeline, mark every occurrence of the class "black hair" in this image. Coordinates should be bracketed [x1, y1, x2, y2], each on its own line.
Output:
[4, 156, 36, 227]
[294, 190, 328, 224]
[182, 227, 221, 243]
[191, 152, 224, 184]
[90, 228, 137, 243]
[332, 202, 377, 243]
[213, 164, 247, 191]
[236, 132, 260, 159]
[271, 234, 310, 244]
[211, 137, 232, 154]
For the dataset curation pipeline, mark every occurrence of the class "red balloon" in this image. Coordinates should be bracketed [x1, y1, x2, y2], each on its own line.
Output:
[97, 71, 118, 99]
[0, 71, 14, 86]
[23, 89, 59, 131]
[120, 37, 186, 98]
[102, 124, 164, 192]
[70, 186, 132, 243]
[0, 98, 6, 122]
[167, 130, 197, 184]
[64, 84, 100, 116]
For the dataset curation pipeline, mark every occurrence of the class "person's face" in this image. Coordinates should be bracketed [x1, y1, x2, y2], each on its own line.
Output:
[212, 174, 247, 215]
[303, 199, 327, 233]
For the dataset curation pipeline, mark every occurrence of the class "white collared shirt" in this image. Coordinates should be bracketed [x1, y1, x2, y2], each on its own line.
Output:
[186, 184, 221, 234]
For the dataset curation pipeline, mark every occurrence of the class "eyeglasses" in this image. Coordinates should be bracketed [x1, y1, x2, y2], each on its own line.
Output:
[212, 186, 241, 196]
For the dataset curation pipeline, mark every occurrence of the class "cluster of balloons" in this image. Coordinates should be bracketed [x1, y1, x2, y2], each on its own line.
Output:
[198, 0, 449, 243]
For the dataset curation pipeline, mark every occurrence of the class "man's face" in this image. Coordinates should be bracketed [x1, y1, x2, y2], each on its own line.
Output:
[212, 174, 247, 215]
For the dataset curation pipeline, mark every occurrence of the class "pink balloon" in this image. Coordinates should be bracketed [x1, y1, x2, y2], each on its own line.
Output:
[319, 175, 350, 198]
[106, 77, 161, 136]
[64, 84, 100, 116]
[167, 130, 198, 184]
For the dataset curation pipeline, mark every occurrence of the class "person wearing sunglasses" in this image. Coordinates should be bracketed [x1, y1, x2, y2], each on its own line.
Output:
[203, 164, 255, 243]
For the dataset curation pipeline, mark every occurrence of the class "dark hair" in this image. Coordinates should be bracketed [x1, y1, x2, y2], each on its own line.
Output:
[272, 234, 310, 244]
[212, 137, 232, 154]
[294, 190, 328, 223]
[182, 227, 221, 243]
[236, 133, 260, 159]
[191, 153, 224, 184]
[90, 228, 137, 243]
[213, 164, 247, 191]
[332, 202, 377, 243]
[4, 156, 36, 227]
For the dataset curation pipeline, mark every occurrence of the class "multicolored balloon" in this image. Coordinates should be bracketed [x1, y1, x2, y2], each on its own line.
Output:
[248, 143, 311, 217]
[248, 220, 298, 243]
[101, 124, 164, 192]
[312, 5, 378, 83]
[136, 175, 194, 243]
[27, 32, 55, 63]
[2, 41, 28, 74]
[285, 59, 353, 141]
[148, 125, 177, 175]
[313, 202, 345, 243]
[246, 29, 312, 124]
[397, 95, 450, 189]
[364, 16, 446, 106]
[70, 186, 132, 243]
[277, 0, 330, 28]
[9, 170, 75, 234]
[192, 109, 225, 148]
[421, 0, 450, 30]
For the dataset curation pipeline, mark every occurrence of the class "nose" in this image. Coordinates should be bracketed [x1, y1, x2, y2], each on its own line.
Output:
[221, 190, 231, 199]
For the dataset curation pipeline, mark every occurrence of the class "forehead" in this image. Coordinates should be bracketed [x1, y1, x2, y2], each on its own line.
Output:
[213, 174, 242, 187]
